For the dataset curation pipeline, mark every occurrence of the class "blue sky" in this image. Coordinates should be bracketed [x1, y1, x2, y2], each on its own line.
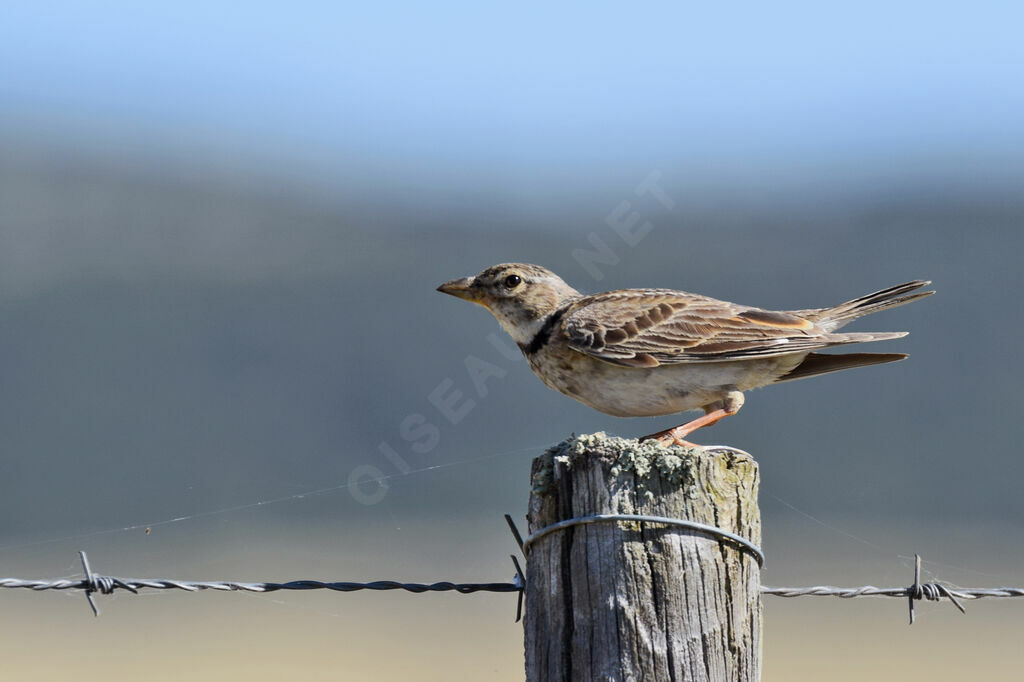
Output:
[2, 1, 1022, 191]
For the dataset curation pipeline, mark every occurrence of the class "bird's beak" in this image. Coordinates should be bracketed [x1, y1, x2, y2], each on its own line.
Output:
[437, 277, 486, 305]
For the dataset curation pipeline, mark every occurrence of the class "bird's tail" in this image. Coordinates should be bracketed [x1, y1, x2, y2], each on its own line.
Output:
[773, 352, 908, 383]
[793, 280, 934, 331]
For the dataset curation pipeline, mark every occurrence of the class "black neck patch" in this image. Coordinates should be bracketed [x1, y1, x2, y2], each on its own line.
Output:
[521, 305, 569, 355]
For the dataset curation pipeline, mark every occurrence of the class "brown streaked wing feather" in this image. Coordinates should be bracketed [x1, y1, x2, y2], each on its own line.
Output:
[560, 289, 833, 366]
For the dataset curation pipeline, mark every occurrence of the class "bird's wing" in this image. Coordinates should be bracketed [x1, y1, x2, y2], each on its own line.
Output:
[560, 289, 836, 367]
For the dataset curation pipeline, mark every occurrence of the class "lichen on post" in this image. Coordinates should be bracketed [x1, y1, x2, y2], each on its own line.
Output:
[523, 432, 762, 682]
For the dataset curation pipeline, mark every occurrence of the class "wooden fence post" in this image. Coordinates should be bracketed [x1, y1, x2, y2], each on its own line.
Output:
[523, 432, 762, 682]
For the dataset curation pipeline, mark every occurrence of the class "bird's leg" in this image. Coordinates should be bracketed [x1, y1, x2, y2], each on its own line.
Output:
[641, 410, 732, 447]
[641, 390, 744, 447]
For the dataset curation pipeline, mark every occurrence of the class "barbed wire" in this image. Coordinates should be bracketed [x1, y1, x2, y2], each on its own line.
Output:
[0, 552, 526, 617]
[763, 554, 1024, 624]
[4, 550, 1021, 626]
[762, 585, 1024, 600]
[3, 526, 1022, 625]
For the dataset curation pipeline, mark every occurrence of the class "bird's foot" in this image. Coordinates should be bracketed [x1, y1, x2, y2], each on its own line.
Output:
[642, 426, 701, 448]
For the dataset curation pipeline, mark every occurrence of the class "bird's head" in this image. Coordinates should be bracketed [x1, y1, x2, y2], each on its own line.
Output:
[437, 263, 581, 345]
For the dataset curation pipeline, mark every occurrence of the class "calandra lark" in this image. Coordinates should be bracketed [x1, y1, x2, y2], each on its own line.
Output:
[438, 264, 932, 446]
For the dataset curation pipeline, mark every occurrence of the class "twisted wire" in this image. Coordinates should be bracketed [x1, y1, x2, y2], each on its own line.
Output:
[0, 576, 520, 595]
[761, 585, 1024, 600]
[3, 544, 1022, 625]
[1, 551, 522, 617]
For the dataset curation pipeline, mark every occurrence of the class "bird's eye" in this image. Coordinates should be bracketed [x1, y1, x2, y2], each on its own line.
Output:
[503, 274, 522, 289]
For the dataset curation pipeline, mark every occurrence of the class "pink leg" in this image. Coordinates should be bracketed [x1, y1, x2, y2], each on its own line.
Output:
[640, 391, 745, 447]
[640, 409, 733, 447]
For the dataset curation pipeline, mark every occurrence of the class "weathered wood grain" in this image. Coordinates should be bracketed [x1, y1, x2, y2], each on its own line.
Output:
[524, 433, 761, 682]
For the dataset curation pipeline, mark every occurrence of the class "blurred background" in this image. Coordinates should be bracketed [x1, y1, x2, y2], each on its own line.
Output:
[1, 2, 1023, 679]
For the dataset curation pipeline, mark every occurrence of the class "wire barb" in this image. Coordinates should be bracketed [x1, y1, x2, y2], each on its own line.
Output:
[504, 513, 525, 554]
[907, 553, 966, 624]
[80, 551, 100, 617]
[510, 555, 526, 623]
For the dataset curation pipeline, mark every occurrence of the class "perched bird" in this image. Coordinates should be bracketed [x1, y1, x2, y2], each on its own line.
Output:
[437, 264, 932, 446]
